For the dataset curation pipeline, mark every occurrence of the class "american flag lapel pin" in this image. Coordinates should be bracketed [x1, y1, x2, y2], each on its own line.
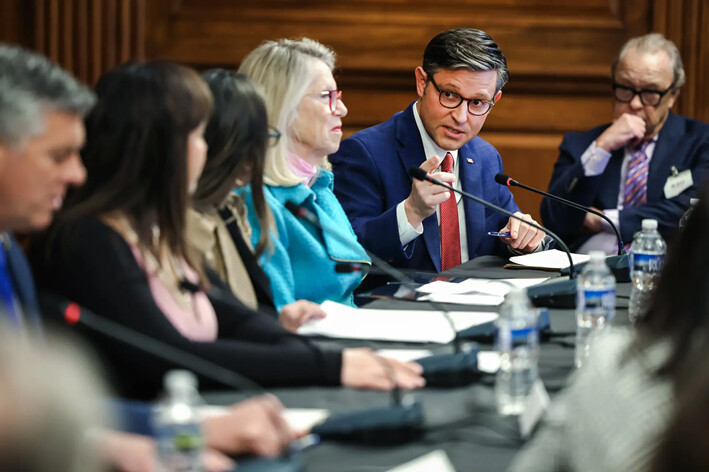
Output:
[466, 158, 474, 164]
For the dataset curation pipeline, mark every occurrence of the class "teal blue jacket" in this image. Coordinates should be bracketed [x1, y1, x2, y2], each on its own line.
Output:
[240, 170, 370, 310]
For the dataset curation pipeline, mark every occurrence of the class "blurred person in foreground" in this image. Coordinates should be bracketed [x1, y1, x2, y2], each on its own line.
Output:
[509, 183, 709, 472]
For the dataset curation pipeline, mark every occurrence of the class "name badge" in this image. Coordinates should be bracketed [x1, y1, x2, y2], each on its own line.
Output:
[664, 168, 693, 199]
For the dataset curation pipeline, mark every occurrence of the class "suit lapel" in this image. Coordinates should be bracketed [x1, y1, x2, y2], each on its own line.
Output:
[458, 146, 485, 255]
[647, 112, 683, 201]
[395, 103, 441, 271]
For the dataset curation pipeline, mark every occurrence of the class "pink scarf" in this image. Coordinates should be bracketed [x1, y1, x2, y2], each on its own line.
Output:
[287, 152, 318, 186]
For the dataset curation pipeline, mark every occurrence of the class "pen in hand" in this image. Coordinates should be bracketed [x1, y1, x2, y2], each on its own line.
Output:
[487, 231, 511, 238]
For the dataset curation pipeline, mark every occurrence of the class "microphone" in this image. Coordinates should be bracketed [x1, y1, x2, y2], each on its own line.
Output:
[57, 295, 265, 392]
[409, 167, 578, 308]
[284, 201, 483, 388]
[494, 173, 630, 282]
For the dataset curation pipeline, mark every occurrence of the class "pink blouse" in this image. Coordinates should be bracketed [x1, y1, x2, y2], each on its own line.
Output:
[130, 246, 218, 342]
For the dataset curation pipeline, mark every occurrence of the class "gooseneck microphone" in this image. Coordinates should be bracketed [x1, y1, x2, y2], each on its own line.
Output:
[494, 173, 631, 282]
[409, 167, 577, 278]
[285, 201, 487, 389]
[284, 200, 460, 353]
[409, 167, 579, 308]
[58, 296, 265, 392]
[494, 173, 625, 255]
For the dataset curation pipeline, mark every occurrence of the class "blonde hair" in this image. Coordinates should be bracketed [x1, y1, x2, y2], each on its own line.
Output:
[238, 38, 336, 187]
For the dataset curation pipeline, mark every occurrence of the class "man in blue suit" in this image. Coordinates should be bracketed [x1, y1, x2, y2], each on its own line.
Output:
[541, 33, 709, 253]
[330, 28, 547, 274]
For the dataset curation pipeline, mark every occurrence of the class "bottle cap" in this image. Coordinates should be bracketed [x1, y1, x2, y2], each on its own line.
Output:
[164, 369, 198, 393]
[588, 251, 606, 263]
[641, 219, 658, 231]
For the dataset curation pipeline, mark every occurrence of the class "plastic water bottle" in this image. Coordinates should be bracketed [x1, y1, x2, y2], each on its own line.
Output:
[678, 198, 699, 229]
[154, 370, 205, 472]
[629, 219, 666, 323]
[495, 287, 539, 415]
[575, 251, 616, 368]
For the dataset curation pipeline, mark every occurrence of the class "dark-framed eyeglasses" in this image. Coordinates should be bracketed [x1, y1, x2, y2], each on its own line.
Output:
[428, 75, 495, 116]
[612, 82, 676, 107]
[268, 126, 281, 147]
[319, 89, 343, 114]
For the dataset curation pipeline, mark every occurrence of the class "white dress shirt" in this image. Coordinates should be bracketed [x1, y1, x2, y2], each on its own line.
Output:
[395, 102, 469, 263]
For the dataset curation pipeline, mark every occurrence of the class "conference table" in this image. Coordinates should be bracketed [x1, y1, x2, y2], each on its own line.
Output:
[208, 255, 632, 472]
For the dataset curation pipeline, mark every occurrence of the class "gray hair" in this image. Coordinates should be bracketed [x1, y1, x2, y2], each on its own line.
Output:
[423, 28, 509, 93]
[0, 43, 95, 148]
[612, 33, 685, 89]
[238, 38, 336, 186]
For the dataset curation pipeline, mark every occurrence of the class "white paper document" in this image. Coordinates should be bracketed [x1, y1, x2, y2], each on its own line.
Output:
[416, 278, 549, 305]
[298, 301, 498, 344]
[509, 249, 590, 270]
[386, 450, 456, 472]
[198, 406, 329, 432]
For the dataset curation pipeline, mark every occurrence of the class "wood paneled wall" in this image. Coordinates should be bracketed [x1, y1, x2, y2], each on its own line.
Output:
[2, 0, 707, 221]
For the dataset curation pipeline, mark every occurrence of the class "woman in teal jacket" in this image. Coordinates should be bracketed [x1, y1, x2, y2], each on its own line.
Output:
[238, 38, 370, 310]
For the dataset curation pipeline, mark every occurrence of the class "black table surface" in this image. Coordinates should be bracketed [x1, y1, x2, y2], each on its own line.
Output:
[207, 256, 632, 472]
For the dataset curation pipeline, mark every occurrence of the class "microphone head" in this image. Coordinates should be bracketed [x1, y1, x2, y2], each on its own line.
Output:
[284, 200, 303, 218]
[64, 302, 81, 325]
[335, 262, 363, 273]
[408, 167, 430, 182]
[494, 173, 512, 186]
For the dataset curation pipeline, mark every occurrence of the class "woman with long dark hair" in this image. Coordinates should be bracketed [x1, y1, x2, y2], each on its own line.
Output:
[30, 61, 424, 399]
[189, 70, 325, 332]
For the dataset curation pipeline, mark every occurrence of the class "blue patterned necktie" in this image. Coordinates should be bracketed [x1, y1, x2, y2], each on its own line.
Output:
[0, 237, 22, 330]
[624, 142, 650, 208]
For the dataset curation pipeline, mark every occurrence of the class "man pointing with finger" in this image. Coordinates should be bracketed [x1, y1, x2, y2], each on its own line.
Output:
[330, 28, 549, 273]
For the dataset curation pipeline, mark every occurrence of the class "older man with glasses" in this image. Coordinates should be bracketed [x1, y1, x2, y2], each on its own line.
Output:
[541, 33, 709, 254]
[330, 28, 549, 276]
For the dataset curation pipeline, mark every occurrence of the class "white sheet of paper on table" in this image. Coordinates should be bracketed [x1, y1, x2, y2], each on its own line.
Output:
[415, 277, 549, 305]
[198, 406, 329, 432]
[509, 249, 590, 270]
[297, 301, 498, 344]
[386, 450, 456, 472]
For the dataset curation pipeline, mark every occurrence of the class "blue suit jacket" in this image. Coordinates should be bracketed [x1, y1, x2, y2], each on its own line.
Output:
[541, 111, 709, 248]
[4, 234, 43, 333]
[330, 102, 520, 273]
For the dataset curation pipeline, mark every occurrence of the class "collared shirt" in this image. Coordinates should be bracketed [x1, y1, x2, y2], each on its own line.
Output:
[395, 102, 470, 263]
[578, 139, 658, 254]
[186, 203, 259, 310]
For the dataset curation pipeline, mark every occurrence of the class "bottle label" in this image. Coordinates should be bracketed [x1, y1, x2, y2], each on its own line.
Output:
[498, 326, 539, 350]
[581, 288, 616, 310]
[632, 253, 664, 273]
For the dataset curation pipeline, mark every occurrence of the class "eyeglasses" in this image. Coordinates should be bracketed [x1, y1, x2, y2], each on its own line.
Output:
[612, 82, 675, 107]
[268, 126, 281, 147]
[428, 75, 495, 116]
[319, 90, 343, 114]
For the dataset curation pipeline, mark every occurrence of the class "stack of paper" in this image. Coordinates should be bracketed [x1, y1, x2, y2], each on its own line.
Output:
[508, 249, 590, 270]
[415, 277, 549, 305]
[297, 301, 498, 344]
